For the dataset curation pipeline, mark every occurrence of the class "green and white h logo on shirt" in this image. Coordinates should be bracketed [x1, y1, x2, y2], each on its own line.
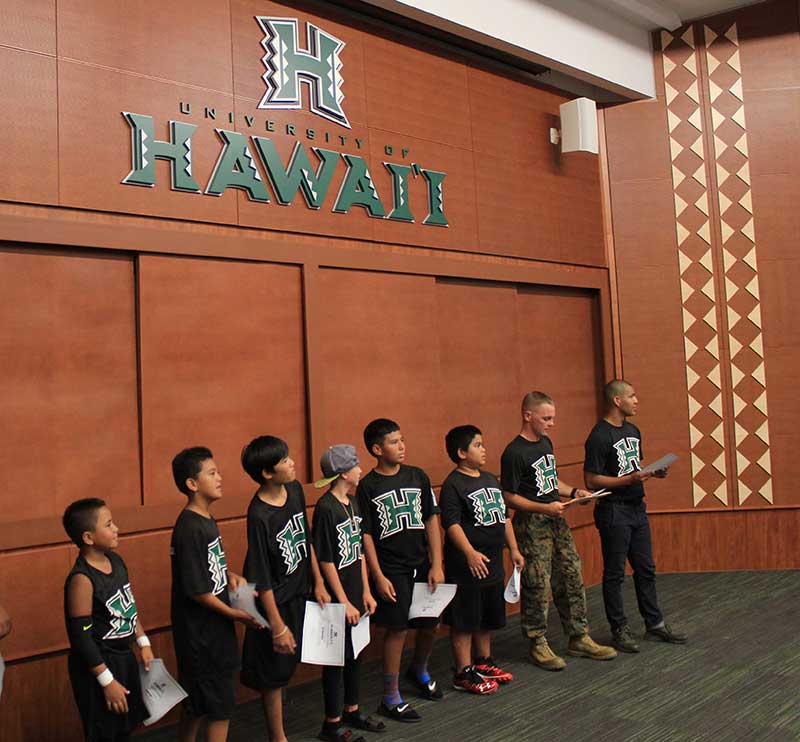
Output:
[103, 583, 138, 640]
[336, 517, 363, 569]
[374, 488, 424, 539]
[277, 513, 307, 574]
[207, 537, 228, 595]
[532, 455, 558, 495]
[613, 438, 641, 475]
[468, 487, 506, 526]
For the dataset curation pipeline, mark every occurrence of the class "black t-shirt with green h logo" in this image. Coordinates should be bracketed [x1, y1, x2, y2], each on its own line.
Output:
[243, 481, 310, 609]
[356, 464, 440, 575]
[170, 509, 239, 677]
[500, 435, 560, 504]
[440, 469, 507, 584]
[64, 550, 139, 655]
[312, 491, 365, 613]
[584, 419, 645, 503]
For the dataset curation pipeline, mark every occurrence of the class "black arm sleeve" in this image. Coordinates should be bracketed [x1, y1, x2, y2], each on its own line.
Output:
[67, 615, 105, 669]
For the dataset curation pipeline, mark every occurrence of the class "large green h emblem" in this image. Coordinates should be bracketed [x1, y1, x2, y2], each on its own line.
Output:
[336, 517, 363, 569]
[277, 513, 308, 574]
[207, 536, 228, 595]
[103, 583, 138, 640]
[374, 488, 424, 539]
[532, 454, 559, 495]
[613, 438, 641, 475]
[468, 487, 506, 526]
[256, 17, 350, 128]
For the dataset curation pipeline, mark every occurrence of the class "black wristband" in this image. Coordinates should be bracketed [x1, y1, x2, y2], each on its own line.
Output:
[570, 488, 578, 499]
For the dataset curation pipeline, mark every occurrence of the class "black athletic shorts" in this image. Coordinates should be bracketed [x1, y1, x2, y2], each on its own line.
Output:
[372, 563, 440, 630]
[181, 671, 236, 721]
[443, 580, 506, 633]
[241, 594, 305, 690]
[68, 647, 146, 741]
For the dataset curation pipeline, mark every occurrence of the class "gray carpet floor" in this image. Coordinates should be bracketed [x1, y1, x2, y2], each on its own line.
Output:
[140, 571, 800, 742]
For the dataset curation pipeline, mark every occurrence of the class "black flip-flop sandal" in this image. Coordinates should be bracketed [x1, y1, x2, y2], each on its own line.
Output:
[342, 710, 387, 733]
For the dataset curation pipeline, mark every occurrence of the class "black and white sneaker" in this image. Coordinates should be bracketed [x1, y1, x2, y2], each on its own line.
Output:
[404, 668, 444, 701]
[376, 701, 422, 723]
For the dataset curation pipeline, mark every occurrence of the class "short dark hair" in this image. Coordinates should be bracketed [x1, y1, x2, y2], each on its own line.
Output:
[604, 379, 632, 407]
[241, 436, 289, 484]
[445, 425, 482, 464]
[63, 498, 106, 548]
[363, 418, 400, 457]
[172, 446, 214, 496]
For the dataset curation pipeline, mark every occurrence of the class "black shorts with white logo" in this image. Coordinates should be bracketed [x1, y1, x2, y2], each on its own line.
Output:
[372, 563, 440, 630]
[443, 580, 506, 633]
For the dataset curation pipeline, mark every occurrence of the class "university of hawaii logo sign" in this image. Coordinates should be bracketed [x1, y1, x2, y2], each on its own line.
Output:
[256, 17, 350, 128]
[119, 16, 448, 227]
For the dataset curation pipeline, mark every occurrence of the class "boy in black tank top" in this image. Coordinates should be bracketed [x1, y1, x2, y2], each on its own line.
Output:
[63, 498, 154, 742]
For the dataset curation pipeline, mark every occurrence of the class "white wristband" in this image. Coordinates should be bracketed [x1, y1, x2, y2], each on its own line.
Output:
[136, 635, 151, 648]
[96, 668, 114, 687]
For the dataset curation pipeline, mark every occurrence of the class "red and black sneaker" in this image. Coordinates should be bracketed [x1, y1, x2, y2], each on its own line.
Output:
[473, 657, 513, 684]
[452, 666, 499, 695]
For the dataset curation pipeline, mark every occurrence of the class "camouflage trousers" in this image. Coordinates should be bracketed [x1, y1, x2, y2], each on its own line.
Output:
[512, 512, 588, 639]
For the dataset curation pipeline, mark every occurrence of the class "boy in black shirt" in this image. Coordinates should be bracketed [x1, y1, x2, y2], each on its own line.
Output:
[501, 392, 616, 671]
[584, 380, 687, 652]
[440, 426, 524, 695]
[312, 445, 382, 742]
[170, 447, 264, 742]
[356, 419, 444, 722]
[240, 435, 330, 742]
[63, 498, 153, 741]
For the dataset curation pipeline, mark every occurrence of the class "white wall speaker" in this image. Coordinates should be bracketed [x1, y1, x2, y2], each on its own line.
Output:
[558, 97, 598, 154]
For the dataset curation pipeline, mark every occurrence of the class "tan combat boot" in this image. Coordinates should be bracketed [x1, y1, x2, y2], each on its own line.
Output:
[567, 633, 618, 660]
[529, 637, 566, 671]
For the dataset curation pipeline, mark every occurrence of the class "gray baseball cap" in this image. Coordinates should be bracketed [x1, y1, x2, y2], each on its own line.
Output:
[314, 444, 359, 488]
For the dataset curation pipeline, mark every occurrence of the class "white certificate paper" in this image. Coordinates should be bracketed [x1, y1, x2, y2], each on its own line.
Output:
[0, 653, 5, 698]
[504, 566, 521, 604]
[351, 613, 371, 660]
[301, 601, 346, 666]
[640, 453, 679, 474]
[408, 582, 457, 620]
[229, 582, 269, 628]
[139, 659, 188, 726]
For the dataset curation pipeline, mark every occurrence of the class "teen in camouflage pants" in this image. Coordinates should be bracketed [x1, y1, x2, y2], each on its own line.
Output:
[513, 512, 587, 640]
[501, 391, 617, 670]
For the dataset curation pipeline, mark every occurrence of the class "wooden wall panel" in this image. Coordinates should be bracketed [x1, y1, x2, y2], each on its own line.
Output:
[315, 269, 447, 485]
[514, 287, 604, 467]
[57, 0, 234, 92]
[362, 35, 471, 150]
[0, 0, 55, 53]
[433, 279, 520, 475]
[138, 255, 308, 504]
[0, 545, 73, 660]
[0, 249, 141, 523]
[0, 48, 58, 206]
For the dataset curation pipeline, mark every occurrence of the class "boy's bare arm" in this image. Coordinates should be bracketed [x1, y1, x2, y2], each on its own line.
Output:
[309, 545, 331, 606]
[424, 514, 444, 589]
[190, 592, 264, 630]
[503, 490, 564, 517]
[363, 533, 396, 603]
[446, 523, 490, 580]
[319, 561, 360, 625]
